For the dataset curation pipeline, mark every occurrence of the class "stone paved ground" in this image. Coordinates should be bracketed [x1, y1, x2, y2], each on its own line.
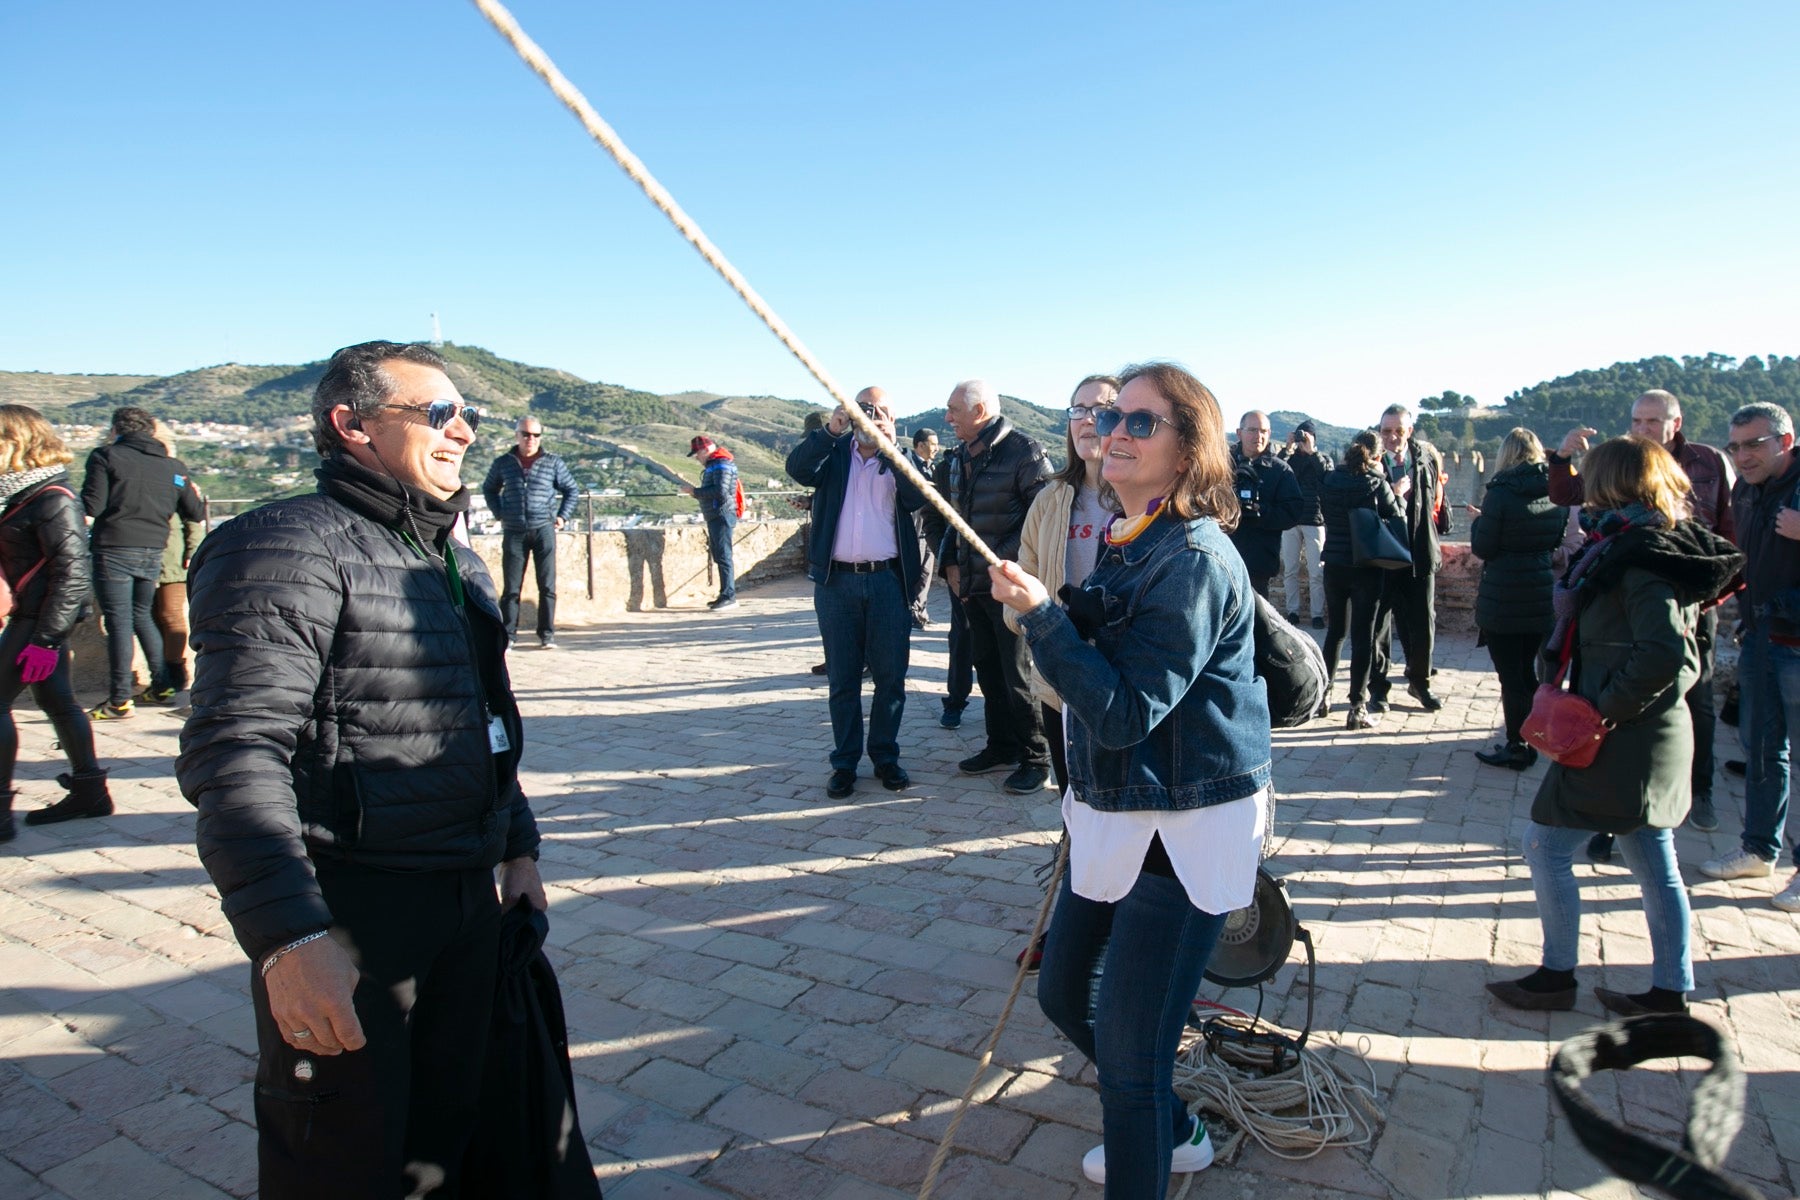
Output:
[2, 574, 1798, 1200]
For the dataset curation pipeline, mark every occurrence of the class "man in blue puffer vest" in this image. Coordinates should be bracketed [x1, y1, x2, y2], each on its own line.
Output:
[482, 417, 580, 649]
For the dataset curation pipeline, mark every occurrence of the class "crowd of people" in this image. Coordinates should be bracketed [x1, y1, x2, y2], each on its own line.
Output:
[2, 342, 1798, 1197]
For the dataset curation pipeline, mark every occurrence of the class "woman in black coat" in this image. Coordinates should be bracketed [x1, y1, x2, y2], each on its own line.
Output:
[1469, 428, 1569, 769]
[1319, 431, 1402, 730]
[0, 405, 110, 840]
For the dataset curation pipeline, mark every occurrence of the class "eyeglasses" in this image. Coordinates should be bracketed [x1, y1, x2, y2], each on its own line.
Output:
[1067, 404, 1114, 423]
[1094, 408, 1179, 439]
[1726, 433, 1781, 455]
[381, 401, 483, 431]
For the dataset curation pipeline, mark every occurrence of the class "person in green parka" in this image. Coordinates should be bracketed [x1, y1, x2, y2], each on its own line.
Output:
[1486, 436, 1741, 1018]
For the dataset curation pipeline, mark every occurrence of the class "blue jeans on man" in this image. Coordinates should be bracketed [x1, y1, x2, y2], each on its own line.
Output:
[93, 546, 167, 705]
[815, 566, 908, 772]
[499, 523, 557, 642]
[1738, 630, 1800, 863]
[706, 516, 736, 602]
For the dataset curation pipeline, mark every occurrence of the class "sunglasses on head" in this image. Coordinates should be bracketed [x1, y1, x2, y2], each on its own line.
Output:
[381, 400, 483, 431]
[1094, 408, 1178, 439]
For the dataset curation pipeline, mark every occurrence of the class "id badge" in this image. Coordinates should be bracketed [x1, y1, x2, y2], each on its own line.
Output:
[487, 715, 512, 755]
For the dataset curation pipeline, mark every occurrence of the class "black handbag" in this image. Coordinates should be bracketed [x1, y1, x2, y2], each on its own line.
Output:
[1348, 506, 1412, 570]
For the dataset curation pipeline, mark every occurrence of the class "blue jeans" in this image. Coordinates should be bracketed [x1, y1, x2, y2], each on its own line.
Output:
[1737, 631, 1800, 863]
[1038, 866, 1226, 1200]
[705, 516, 736, 601]
[499, 524, 557, 639]
[1524, 821, 1693, 992]
[93, 546, 166, 705]
[815, 566, 910, 771]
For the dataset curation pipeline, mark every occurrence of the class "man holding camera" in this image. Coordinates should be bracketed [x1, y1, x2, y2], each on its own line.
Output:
[1229, 410, 1304, 600]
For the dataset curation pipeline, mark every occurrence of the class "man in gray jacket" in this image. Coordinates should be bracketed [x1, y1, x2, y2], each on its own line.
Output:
[482, 416, 580, 649]
[179, 341, 545, 1198]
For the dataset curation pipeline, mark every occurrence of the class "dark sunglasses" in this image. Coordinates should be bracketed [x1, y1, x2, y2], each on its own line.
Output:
[381, 400, 483, 431]
[1094, 408, 1179, 439]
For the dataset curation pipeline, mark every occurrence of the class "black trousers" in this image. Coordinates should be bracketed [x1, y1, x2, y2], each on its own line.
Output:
[1688, 607, 1717, 803]
[0, 617, 99, 791]
[943, 592, 973, 711]
[1372, 569, 1436, 696]
[253, 864, 502, 1200]
[1322, 564, 1386, 704]
[1484, 630, 1541, 746]
[1042, 702, 1068, 793]
[964, 593, 1048, 767]
[499, 524, 557, 639]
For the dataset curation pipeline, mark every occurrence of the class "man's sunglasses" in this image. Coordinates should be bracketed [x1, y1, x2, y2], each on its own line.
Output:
[380, 401, 483, 431]
[1094, 408, 1179, 439]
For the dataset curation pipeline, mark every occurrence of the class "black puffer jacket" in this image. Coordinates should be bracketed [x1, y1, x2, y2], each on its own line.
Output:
[1320, 466, 1402, 566]
[1471, 462, 1567, 635]
[1284, 448, 1332, 525]
[931, 417, 1053, 597]
[0, 474, 90, 649]
[178, 481, 540, 963]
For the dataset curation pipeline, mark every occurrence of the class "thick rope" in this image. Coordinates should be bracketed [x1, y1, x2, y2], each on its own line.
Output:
[468, 0, 999, 569]
[916, 835, 1069, 1200]
[1172, 1021, 1382, 1160]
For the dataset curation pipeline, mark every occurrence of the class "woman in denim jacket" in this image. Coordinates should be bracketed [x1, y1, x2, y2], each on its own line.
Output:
[991, 362, 1272, 1197]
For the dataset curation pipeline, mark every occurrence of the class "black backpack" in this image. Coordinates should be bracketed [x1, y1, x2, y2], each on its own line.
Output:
[1252, 593, 1329, 728]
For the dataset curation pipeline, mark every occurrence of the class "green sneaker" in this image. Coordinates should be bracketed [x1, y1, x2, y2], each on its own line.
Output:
[134, 686, 178, 707]
[89, 700, 134, 721]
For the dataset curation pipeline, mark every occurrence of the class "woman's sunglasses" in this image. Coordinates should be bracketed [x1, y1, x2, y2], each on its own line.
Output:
[380, 400, 484, 431]
[1094, 408, 1178, 439]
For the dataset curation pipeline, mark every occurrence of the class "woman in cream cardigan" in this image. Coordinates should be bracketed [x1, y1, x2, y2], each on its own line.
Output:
[1004, 374, 1119, 791]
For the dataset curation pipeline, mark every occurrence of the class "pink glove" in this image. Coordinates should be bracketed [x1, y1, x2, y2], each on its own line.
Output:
[16, 644, 58, 684]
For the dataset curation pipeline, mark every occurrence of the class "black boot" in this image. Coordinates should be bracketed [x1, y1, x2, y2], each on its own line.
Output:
[0, 789, 14, 843]
[25, 770, 114, 826]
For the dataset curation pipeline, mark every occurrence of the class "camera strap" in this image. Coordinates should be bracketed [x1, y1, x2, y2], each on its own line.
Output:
[1550, 1015, 1760, 1200]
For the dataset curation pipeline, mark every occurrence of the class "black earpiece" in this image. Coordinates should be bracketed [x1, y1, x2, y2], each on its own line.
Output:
[346, 413, 363, 431]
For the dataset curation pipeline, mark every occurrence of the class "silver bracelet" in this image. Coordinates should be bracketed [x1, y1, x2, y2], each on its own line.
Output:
[260, 930, 330, 978]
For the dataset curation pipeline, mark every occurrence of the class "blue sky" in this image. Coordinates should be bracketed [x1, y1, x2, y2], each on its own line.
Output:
[3, 1, 1795, 425]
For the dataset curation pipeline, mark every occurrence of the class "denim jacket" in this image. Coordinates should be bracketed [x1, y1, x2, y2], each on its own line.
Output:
[1019, 513, 1272, 811]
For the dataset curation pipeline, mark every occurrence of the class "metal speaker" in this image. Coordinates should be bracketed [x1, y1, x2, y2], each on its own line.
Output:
[1203, 867, 1297, 987]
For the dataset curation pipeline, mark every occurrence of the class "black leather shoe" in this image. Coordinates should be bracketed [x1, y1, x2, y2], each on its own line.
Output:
[875, 763, 910, 791]
[1475, 743, 1537, 771]
[1407, 683, 1444, 712]
[826, 769, 857, 799]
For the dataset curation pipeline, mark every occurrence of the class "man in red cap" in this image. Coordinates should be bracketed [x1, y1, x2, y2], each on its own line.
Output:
[681, 435, 742, 609]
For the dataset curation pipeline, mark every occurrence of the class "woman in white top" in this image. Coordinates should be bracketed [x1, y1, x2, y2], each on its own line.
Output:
[991, 362, 1272, 1197]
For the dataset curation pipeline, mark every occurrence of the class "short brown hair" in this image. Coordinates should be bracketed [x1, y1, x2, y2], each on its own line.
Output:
[0, 405, 74, 473]
[1114, 362, 1239, 532]
[1579, 435, 1691, 524]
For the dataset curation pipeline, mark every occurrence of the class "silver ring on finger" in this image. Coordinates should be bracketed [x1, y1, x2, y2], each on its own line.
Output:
[291, 1029, 313, 1040]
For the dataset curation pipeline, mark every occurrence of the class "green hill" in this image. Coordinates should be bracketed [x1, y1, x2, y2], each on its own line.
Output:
[5, 346, 1793, 511]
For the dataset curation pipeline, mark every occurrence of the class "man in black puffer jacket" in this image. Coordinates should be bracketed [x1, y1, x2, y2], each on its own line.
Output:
[928, 380, 1054, 794]
[177, 341, 545, 1199]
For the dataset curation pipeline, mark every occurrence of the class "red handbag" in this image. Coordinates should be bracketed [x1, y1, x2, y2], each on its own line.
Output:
[1521, 625, 1614, 768]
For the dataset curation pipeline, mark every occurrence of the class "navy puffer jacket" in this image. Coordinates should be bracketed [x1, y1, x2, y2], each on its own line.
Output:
[178, 489, 539, 962]
[1471, 461, 1567, 635]
[482, 450, 580, 531]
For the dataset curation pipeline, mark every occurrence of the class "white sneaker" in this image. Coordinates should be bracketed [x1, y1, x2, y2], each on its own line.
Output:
[1699, 848, 1776, 880]
[1774, 871, 1800, 913]
[1081, 1115, 1214, 1184]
